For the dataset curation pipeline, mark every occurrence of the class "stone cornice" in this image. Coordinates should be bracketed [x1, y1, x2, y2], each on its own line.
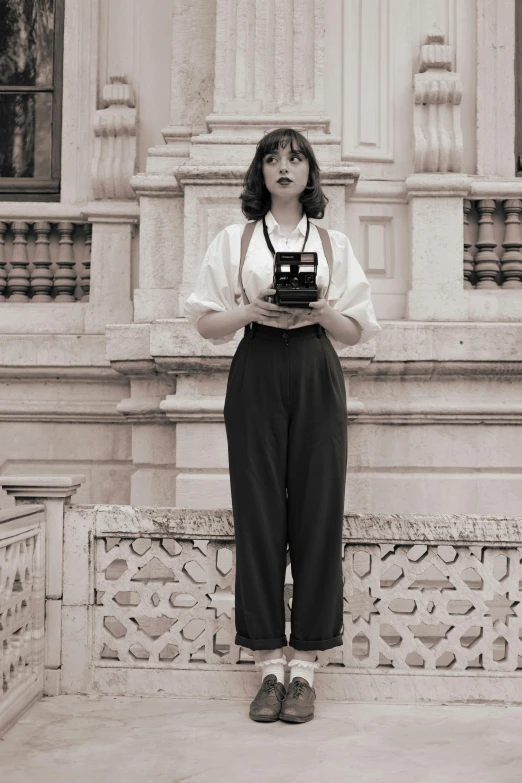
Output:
[358, 401, 522, 425]
[172, 164, 361, 191]
[130, 174, 183, 198]
[405, 173, 471, 198]
[0, 400, 127, 424]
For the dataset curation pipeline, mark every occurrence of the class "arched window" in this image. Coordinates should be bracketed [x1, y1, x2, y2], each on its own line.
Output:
[0, 0, 64, 201]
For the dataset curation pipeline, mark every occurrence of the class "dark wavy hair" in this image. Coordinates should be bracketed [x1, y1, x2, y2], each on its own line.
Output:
[239, 128, 329, 221]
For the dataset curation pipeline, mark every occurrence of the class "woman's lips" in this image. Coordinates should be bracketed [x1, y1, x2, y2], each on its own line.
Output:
[277, 178, 292, 184]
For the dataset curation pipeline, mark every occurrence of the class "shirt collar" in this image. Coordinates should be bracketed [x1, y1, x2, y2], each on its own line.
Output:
[265, 210, 308, 238]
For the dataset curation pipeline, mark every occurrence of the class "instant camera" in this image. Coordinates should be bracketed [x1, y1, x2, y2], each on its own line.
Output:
[267, 251, 319, 308]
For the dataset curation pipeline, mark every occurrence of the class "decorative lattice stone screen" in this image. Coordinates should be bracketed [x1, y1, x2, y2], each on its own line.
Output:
[0, 507, 45, 734]
[63, 507, 522, 703]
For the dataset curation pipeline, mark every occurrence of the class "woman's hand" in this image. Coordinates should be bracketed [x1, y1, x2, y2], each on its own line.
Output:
[246, 288, 295, 329]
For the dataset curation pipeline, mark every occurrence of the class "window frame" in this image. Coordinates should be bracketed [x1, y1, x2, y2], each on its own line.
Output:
[0, 0, 64, 201]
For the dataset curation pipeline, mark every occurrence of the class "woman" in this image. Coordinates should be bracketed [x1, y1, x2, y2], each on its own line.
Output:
[184, 128, 381, 724]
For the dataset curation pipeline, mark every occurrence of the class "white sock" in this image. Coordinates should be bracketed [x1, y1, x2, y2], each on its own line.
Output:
[288, 658, 320, 688]
[257, 656, 286, 686]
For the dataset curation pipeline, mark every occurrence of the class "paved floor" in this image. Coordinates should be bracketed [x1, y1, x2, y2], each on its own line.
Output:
[1, 695, 522, 783]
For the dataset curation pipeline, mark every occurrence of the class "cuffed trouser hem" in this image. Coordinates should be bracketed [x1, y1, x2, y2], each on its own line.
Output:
[289, 634, 343, 651]
[235, 633, 288, 651]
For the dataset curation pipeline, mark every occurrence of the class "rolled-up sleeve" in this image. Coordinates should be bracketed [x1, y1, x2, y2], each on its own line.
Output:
[184, 226, 242, 345]
[326, 230, 382, 349]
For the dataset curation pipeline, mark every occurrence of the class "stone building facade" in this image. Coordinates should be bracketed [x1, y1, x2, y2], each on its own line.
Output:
[0, 0, 520, 516]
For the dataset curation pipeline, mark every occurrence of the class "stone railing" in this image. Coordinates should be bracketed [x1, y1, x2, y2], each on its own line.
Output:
[0, 219, 91, 303]
[59, 504, 522, 705]
[464, 199, 522, 289]
[0, 203, 136, 334]
[0, 504, 45, 736]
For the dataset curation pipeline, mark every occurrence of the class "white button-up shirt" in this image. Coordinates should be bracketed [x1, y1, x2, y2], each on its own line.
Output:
[184, 210, 381, 350]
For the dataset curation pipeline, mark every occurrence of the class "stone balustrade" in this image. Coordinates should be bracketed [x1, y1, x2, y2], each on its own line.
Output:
[0, 504, 45, 736]
[464, 198, 522, 289]
[0, 220, 91, 303]
[59, 504, 522, 705]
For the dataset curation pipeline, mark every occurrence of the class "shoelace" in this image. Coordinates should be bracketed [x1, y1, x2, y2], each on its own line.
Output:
[260, 677, 279, 695]
[288, 679, 308, 699]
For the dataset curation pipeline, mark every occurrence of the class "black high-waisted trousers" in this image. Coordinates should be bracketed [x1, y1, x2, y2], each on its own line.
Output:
[224, 321, 348, 652]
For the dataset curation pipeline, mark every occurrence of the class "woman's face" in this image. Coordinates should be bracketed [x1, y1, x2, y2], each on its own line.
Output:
[261, 142, 310, 202]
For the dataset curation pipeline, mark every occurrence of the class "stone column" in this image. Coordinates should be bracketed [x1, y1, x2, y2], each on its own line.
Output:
[0, 476, 86, 696]
[192, 0, 340, 165]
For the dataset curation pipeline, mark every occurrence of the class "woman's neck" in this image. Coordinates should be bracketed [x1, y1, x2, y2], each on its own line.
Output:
[269, 201, 304, 233]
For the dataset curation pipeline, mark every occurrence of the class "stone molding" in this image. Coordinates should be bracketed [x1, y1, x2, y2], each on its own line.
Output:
[0, 400, 127, 425]
[171, 164, 360, 193]
[130, 174, 182, 198]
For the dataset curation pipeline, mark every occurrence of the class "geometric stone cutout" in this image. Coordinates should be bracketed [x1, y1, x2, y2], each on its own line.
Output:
[460, 568, 483, 590]
[189, 644, 206, 662]
[162, 539, 182, 557]
[447, 600, 474, 615]
[379, 544, 396, 559]
[113, 591, 141, 606]
[159, 643, 179, 661]
[380, 623, 401, 647]
[216, 547, 233, 576]
[409, 565, 455, 591]
[105, 559, 127, 581]
[405, 652, 425, 667]
[435, 652, 455, 668]
[183, 560, 207, 584]
[493, 636, 508, 662]
[484, 593, 517, 624]
[207, 584, 234, 618]
[151, 593, 160, 607]
[492, 554, 509, 581]
[169, 592, 198, 609]
[406, 545, 428, 562]
[378, 653, 394, 667]
[408, 623, 452, 649]
[192, 540, 209, 554]
[131, 615, 177, 639]
[103, 616, 127, 638]
[437, 546, 457, 563]
[129, 643, 150, 660]
[426, 601, 435, 613]
[388, 598, 416, 614]
[460, 626, 482, 649]
[352, 632, 370, 659]
[105, 537, 121, 552]
[100, 644, 119, 659]
[380, 565, 403, 588]
[344, 588, 379, 622]
[181, 618, 205, 641]
[466, 653, 483, 669]
[353, 551, 371, 578]
[131, 538, 152, 555]
[469, 546, 483, 561]
[213, 627, 230, 657]
[130, 557, 177, 584]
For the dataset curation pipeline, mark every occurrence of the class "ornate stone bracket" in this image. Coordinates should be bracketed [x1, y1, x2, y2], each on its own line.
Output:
[92, 76, 137, 200]
[413, 25, 463, 173]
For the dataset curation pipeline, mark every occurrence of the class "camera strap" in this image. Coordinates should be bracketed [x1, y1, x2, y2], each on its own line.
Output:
[238, 217, 334, 306]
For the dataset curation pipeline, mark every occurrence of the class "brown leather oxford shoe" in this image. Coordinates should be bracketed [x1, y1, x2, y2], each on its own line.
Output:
[249, 674, 286, 722]
[279, 676, 316, 723]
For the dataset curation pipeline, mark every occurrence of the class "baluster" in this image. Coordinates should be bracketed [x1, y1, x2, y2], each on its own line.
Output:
[0, 222, 7, 301]
[500, 199, 522, 288]
[80, 223, 91, 301]
[31, 221, 53, 302]
[7, 221, 30, 301]
[54, 222, 77, 302]
[463, 199, 474, 288]
[474, 200, 500, 288]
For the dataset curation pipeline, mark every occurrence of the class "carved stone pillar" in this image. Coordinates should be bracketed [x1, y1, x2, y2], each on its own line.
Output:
[192, 0, 340, 165]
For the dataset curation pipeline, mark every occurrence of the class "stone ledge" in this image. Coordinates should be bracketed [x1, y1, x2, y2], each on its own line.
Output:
[68, 505, 522, 543]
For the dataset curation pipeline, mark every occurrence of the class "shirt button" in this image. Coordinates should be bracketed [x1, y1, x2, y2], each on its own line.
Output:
[282, 332, 287, 337]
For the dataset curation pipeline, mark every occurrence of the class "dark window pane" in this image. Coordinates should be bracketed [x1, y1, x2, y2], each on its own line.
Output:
[0, 92, 52, 177]
[0, 0, 55, 87]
